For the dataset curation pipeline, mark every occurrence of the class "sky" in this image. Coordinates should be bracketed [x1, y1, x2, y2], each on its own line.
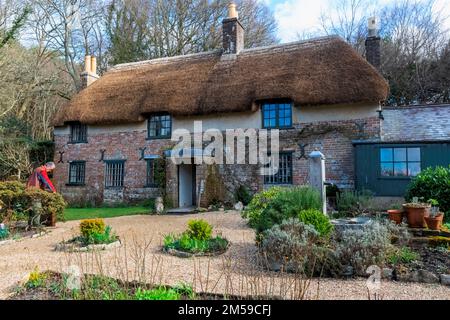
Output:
[260, 0, 450, 42]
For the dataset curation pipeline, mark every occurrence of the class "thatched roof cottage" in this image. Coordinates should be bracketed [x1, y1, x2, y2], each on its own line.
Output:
[53, 4, 397, 207]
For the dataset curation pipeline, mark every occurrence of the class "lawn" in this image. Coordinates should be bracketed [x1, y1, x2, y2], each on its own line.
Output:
[64, 206, 152, 221]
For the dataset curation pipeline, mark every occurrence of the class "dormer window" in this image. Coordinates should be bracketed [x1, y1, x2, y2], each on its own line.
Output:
[69, 122, 87, 143]
[148, 114, 172, 139]
[262, 102, 293, 129]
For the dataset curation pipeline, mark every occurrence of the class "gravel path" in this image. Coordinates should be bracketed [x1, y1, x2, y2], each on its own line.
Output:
[0, 212, 449, 300]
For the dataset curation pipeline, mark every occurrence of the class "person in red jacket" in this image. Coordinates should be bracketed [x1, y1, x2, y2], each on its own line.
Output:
[27, 162, 56, 193]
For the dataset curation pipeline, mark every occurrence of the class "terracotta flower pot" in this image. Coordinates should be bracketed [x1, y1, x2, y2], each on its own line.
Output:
[403, 203, 430, 228]
[387, 210, 403, 225]
[424, 213, 444, 231]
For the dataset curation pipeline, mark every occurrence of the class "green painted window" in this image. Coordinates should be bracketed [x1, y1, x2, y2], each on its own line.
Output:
[70, 122, 87, 143]
[380, 147, 421, 177]
[105, 160, 125, 188]
[262, 103, 292, 129]
[264, 152, 293, 185]
[148, 114, 171, 139]
[68, 161, 86, 185]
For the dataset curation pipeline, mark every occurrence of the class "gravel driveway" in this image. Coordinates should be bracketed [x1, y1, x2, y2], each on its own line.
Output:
[0, 211, 449, 300]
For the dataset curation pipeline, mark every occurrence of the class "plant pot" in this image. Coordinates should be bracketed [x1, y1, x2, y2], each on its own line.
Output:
[387, 210, 403, 225]
[403, 204, 431, 228]
[424, 213, 444, 231]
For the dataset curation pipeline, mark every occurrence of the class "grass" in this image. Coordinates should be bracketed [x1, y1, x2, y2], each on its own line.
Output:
[64, 206, 152, 221]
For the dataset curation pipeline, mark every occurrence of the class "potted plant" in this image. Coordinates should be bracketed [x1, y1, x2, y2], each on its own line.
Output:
[403, 197, 431, 228]
[387, 204, 404, 225]
[424, 199, 444, 231]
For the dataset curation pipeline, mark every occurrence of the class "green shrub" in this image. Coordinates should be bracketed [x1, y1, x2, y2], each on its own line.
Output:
[164, 232, 228, 254]
[336, 190, 374, 217]
[141, 198, 156, 210]
[388, 247, 419, 265]
[261, 219, 337, 275]
[80, 219, 106, 239]
[235, 185, 253, 206]
[255, 187, 322, 234]
[242, 186, 284, 228]
[0, 181, 66, 223]
[135, 287, 180, 300]
[334, 221, 393, 275]
[406, 166, 450, 220]
[82, 226, 118, 245]
[24, 188, 66, 222]
[187, 219, 213, 241]
[77, 219, 118, 245]
[298, 209, 333, 237]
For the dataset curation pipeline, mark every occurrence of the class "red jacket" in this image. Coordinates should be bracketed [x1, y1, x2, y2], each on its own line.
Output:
[27, 166, 56, 193]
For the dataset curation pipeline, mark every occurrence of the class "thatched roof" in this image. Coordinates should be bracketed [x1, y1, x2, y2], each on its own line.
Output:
[52, 36, 389, 126]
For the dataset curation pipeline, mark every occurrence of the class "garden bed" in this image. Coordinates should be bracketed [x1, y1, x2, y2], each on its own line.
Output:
[163, 242, 230, 258]
[54, 218, 121, 252]
[9, 271, 277, 301]
[163, 219, 230, 258]
[54, 239, 122, 252]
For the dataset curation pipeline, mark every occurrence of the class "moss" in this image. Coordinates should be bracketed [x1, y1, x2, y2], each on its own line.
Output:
[428, 236, 450, 249]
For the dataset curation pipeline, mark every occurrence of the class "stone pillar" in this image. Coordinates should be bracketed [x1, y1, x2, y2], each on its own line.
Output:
[309, 151, 327, 215]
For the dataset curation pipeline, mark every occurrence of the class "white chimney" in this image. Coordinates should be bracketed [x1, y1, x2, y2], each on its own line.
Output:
[228, 2, 238, 19]
[80, 55, 99, 90]
[368, 17, 378, 37]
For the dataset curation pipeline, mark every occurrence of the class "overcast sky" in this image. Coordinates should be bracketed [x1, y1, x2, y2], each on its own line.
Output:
[260, 0, 450, 42]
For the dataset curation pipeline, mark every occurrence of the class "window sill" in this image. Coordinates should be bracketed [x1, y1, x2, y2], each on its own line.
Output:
[262, 127, 295, 131]
[66, 183, 86, 187]
[105, 186, 125, 190]
[377, 176, 414, 181]
[144, 185, 159, 189]
[68, 141, 88, 145]
[146, 136, 171, 141]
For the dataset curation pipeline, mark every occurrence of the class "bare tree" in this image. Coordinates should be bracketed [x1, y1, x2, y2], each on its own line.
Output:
[320, 0, 377, 53]
[105, 0, 278, 64]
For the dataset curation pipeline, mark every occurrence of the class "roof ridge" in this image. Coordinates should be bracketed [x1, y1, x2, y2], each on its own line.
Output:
[110, 35, 342, 72]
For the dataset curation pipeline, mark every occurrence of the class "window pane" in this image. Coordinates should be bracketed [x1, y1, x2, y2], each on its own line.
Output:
[408, 162, 421, 177]
[381, 163, 393, 176]
[394, 162, 408, 177]
[380, 149, 393, 162]
[394, 148, 407, 162]
[408, 148, 421, 162]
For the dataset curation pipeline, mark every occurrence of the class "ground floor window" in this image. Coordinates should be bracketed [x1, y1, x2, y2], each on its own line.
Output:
[264, 152, 293, 185]
[146, 159, 156, 187]
[68, 161, 86, 185]
[380, 147, 421, 177]
[105, 160, 125, 188]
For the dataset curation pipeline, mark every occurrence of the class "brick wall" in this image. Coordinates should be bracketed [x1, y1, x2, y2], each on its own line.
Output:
[54, 130, 173, 205]
[54, 116, 380, 206]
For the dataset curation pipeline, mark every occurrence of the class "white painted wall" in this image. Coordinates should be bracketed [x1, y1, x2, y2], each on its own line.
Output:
[54, 102, 380, 136]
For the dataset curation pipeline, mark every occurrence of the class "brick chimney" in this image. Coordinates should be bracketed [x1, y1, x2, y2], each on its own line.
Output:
[365, 17, 381, 70]
[222, 2, 244, 54]
[80, 55, 99, 89]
